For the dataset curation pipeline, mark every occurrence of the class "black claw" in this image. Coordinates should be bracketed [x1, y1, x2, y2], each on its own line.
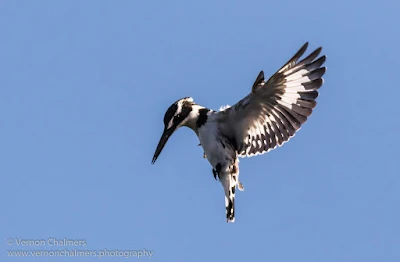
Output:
[212, 169, 218, 180]
[212, 163, 222, 180]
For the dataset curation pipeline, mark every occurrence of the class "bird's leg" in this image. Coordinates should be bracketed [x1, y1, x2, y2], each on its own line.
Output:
[231, 159, 244, 191]
[231, 173, 243, 191]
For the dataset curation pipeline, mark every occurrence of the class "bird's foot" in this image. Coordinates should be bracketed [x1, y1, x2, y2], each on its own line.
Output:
[238, 181, 244, 191]
[212, 169, 218, 180]
[198, 143, 207, 158]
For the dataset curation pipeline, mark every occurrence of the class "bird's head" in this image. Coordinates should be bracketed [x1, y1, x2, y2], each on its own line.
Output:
[152, 97, 195, 164]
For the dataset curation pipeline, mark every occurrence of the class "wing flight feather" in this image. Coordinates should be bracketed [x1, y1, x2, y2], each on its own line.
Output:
[217, 42, 326, 157]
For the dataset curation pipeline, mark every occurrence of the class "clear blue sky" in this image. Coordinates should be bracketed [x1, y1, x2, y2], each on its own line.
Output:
[1, 1, 399, 261]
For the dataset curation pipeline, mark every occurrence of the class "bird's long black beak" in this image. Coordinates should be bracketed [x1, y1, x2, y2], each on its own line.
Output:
[152, 127, 174, 164]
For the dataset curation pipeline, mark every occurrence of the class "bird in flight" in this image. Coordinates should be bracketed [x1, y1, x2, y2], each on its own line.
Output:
[152, 42, 326, 222]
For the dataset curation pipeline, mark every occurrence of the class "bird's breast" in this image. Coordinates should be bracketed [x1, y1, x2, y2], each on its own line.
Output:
[198, 122, 236, 168]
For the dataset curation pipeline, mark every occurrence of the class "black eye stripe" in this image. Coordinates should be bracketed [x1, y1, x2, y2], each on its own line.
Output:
[163, 99, 193, 127]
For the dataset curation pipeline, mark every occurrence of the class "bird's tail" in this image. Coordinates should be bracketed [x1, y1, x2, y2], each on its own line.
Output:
[221, 173, 236, 223]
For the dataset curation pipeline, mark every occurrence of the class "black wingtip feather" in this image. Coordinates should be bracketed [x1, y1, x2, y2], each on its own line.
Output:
[277, 42, 309, 73]
[299, 90, 319, 101]
[292, 104, 312, 117]
[293, 42, 309, 62]
[307, 67, 326, 81]
[307, 55, 326, 71]
[297, 99, 317, 109]
[303, 78, 324, 90]
[298, 46, 322, 66]
[316, 55, 327, 66]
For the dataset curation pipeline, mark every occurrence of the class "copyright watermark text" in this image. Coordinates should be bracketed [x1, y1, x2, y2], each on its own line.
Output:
[7, 248, 153, 258]
[7, 238, 86, 247]
[6, 238, 153, 259]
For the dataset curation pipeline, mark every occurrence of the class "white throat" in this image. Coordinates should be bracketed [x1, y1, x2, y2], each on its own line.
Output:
[182, 105, 208, 132]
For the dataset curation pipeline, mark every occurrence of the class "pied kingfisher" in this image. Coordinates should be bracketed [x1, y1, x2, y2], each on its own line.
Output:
[152, 42, 326, 223]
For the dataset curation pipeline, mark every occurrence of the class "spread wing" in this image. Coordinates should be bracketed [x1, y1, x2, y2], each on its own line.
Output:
[217, 42, 326, 157]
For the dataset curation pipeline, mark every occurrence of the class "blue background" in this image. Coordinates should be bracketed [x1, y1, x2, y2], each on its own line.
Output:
[1, 0, 399, 261]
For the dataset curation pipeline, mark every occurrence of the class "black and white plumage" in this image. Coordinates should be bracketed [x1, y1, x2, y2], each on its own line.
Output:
[152, 42, 326, 223]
